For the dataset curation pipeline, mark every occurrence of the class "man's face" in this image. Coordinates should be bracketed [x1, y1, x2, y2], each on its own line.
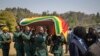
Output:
[39, 27, 44, 33]
[89, 28, 94, 33]
[25, 26, 30, 31]
[3, 30, 8, 33]
[16, 26, 20, 31]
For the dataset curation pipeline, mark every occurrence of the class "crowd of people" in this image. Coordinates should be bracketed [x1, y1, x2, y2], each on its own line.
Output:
[0, 25, 64, 56]
[66, 26, 100, 56]
[0, 25, 100, 56]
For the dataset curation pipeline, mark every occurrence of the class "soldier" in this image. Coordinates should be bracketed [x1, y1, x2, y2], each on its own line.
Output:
[30, 28, 37, 56]
[0, 27, 3, 34]
[22, 26, 32, 56]
[51, 34, 64, 56]
[0, 27, 11, 56]
[13, 26, 24, 56]
[34, 26, 48, 56]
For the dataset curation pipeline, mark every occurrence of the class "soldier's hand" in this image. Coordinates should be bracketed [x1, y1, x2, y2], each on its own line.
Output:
[0, 41, 6, 44]
[5, 40, 11, 43]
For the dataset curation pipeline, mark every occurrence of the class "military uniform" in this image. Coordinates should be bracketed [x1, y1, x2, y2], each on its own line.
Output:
[13, 31, 24, 56]
[0, 33, 3, 48]
[51, 35, 64, 56]
[34, 33, 48, 56]
[30, 33, 37, 56]
[0, 32, 11, 56]
[22, 31, 32, 56]
[0, 29, 3, 34]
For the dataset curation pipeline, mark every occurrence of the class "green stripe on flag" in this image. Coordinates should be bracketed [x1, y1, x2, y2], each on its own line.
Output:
[20, 16, 61, 35]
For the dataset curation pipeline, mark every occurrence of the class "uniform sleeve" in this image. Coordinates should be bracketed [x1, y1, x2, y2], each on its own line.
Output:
[13, 33, 16, 42]
[13, 33, 15, 41]
[0, 34, 3, 42]
[60, 35, 65, 44]
[3, 33, 12, 43]
[43, 33, 48, 41]
[8, 33, 12, 40]
[8, 33, 12, 43]
[0, 34, 3, 48]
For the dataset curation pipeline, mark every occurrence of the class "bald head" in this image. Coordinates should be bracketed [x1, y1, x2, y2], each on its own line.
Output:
[36, 26, 44, 33]
[25, 26, 30, 31]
